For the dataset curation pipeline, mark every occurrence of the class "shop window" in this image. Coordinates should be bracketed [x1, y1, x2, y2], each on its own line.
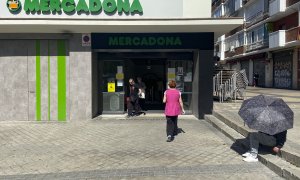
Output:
[167, 60, 193, 111]
[102, 60, 125, 112]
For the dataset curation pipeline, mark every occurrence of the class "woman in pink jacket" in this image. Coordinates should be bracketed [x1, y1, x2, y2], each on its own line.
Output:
[163, 80, 185, 142]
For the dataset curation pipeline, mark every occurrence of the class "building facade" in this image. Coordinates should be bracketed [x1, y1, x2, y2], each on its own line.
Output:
[0, 0, 242, 121]
[213, 0, 300, 89]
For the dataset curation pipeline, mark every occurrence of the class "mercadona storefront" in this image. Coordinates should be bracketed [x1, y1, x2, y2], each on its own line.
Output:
[0, 0, 242, 121]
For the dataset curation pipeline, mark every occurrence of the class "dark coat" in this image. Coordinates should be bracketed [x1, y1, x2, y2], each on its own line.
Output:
[273, 130, 287, 148]
[127, 84, 139, 102]
[261, 130, 287, 148]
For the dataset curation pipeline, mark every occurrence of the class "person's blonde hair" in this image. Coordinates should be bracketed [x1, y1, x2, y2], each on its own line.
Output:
[168, 80, 176, 88]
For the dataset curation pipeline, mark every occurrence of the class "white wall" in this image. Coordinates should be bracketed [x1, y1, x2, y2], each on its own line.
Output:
[183, 0, 211, 18]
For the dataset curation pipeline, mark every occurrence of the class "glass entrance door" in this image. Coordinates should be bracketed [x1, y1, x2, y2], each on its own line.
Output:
[97, 52, 194, 114]
[125, 58, 166, 110]
[167, 60, 193, 112]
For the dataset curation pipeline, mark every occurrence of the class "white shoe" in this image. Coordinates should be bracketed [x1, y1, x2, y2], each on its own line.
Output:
[243, 156, 258, 162]
[242, 152, 251, 157]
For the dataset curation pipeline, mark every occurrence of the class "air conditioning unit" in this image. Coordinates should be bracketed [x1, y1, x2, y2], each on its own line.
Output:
[230, 46, 235, 52]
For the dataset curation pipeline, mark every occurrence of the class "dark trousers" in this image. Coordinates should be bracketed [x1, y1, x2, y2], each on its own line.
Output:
[254, 79, 258, 86]
[127, 99, 140, 115]
[139, 98, 146, 110]
[166, 116, 178, 137]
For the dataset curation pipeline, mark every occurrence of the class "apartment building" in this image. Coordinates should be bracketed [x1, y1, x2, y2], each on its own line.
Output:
[213, 0, 300, 89]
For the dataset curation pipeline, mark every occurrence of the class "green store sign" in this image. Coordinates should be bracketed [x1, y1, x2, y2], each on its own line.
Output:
[109, 36, 183, 46]
[8, 0, 143, 14]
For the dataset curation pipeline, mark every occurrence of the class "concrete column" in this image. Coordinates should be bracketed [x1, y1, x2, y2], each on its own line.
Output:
[265, 57, 273, 88]
[237, 62, 241, 71]
[27, 41, 36, 120]
[69, 34, 92, 120]
[192, 51, 200, 118]
[293, 48, 297, 89]
[249, 60, 254, 86]
[197, 50, 214, 119]
[40, 41, 49, 120]
[266, 58, 274, 87]
[0, 40, 28, 121]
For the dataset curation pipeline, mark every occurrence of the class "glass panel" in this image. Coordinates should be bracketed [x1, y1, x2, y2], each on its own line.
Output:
[102, 60, 125, 112]
[167, 60, 193, 111]
[102, 60, 124, 93]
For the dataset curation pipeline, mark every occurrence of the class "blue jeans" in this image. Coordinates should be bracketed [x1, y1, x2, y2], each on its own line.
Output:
[249, 132, 276, 157]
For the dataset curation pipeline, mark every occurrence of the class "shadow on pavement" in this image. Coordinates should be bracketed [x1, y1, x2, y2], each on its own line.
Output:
[230, 138, 249, 155]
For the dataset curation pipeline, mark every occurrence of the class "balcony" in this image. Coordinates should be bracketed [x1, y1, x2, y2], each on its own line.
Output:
[212, 5, 223, 18]
[225, 46, 245, 58]
[212, 0, 224, 12]
[286, 26, 300, 43]
[245, 11, 264, 27]
[286, 0, 299, 7]
[245, 38, 269, 52]
[269, 30, 285, 48]
[269, 0, 286, 16]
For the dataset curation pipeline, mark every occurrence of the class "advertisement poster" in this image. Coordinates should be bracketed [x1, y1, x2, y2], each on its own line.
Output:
[177, 67, 183, 75]
[168, 68, 176, 80]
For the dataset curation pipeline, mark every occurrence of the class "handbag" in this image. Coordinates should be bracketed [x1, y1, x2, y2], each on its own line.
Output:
[139, 92, 145, 99]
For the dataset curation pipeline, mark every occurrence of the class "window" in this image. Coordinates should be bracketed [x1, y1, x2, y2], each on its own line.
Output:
[224, 0, 235, 16]
[237, 33, 244, 47]
[257, 27, 264, 41]
[246, 25, 265, 45]
[213, 6, 223, 18]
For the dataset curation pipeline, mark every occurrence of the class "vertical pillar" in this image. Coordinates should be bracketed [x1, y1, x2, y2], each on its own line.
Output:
[197, 50, 214, 119]
[293, 48, 297, 89]
[249, 59, 254, 86]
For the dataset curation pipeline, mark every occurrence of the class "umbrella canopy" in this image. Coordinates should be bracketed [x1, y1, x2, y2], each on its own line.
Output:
[238, 94, 293, 135]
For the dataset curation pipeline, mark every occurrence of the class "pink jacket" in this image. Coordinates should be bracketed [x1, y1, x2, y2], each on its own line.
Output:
[164, 89, 181, 116]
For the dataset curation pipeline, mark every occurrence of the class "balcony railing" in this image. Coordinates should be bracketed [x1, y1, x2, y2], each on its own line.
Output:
[269, 30, 285, 48]
[212, 5, 223, 18]
[245, 38, 269, 52]
[286, 26, 300, 43]
[225, 46, 245, 58]
[245, 11, 263, 27]
[212, 0, 224, 12]
[269, 0, 286, 16]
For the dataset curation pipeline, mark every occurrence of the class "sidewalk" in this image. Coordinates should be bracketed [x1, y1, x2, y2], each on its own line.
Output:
[210, 86, 300, 179]
[0, 115, 282, 180]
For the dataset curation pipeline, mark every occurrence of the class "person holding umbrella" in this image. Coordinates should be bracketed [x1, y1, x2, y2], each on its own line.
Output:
[238, 94, 293, 162]
[242, 130, 287, 162]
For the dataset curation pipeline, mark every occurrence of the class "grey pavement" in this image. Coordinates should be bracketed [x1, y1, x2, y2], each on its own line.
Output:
[0, 115, 282, 179]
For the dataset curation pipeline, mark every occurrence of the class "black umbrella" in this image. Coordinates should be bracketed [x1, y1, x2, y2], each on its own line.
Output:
[238, 94, 293, 135]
